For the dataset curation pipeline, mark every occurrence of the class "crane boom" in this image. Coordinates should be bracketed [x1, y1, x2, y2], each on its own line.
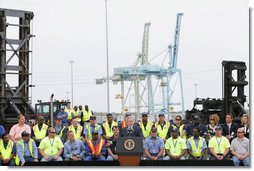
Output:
[171, 13, 183, 69]
[141, 22, 151, 64]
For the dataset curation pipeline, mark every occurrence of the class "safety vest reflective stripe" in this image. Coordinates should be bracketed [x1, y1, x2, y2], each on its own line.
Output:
[83, 110, 92, 121]
[85, 124, 100, 140]
[86, 139, 105, 155]
[103, 121, 118, 137]
[0, 140, 13, 159]
[122, 121, 127, 128]
[57, 126, 66, 138]
[68, 125, 83, 139]
[173, 124, 186, 139]
[33, 124, 48, 140]
[15, 139, 34, 165]
[139, 121, 153, 138]
[189, 137, 204, 157]
[155, 121, 170, 139]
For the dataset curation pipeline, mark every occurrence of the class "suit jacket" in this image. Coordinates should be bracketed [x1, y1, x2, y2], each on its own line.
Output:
[120, 125, 143, 137]
[222, 122, 239, 138]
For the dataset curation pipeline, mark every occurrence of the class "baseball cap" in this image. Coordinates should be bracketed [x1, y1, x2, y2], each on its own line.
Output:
[142, 112, 148, 117]
[55, 116, 62, 120]
[92, 130, 99, 135]
[215, 125, 222, 131]
[151, 127, 157, 132]
[171, 127, 178, 132]
[90, 115, 96, 120]
[193, 115, 200, 120]
[21, 131, 30, 137]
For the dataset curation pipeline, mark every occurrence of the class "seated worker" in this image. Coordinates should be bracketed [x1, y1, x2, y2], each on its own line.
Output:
[164, 128, 187, 160]
[85, 130, 106, 161]
[144, 127, 164, 160]
[31, 116, 48, 146]
[139, 112, 153, 140]
[102, 113, 118, 140]
[54, 117, 68, 144]
[83, 115, 103, 142]
[0, 133, 16, 166]
[9, 114, 31, 143]
[16, 131, 38, 166]
[154, 112, 170, 143]
[107, 126, 119, 161]
[208, 125, 230, 160]
[64, 130, 86, 161]
[68, 118, 83, 140]
[39, 127, 64, 162]
[230, 127, 249, 166]
[187, 127, 207, 160]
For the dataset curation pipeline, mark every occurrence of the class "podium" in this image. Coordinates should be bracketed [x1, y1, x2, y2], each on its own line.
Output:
[116, 137, 143, 166]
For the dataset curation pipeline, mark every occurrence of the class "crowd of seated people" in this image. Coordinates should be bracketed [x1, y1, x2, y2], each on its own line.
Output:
[0, 109, 249, 166]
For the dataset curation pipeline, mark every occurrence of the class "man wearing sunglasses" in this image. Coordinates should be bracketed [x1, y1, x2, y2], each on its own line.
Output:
[170, 115, 186, 140]
[230, 127, 249, 166]
[39, 127, 64, 162]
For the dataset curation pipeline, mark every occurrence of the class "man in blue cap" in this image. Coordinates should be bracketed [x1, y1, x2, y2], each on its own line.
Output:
[56, 106, 69, 127]
[85, 130, 106, 161]
[144, 127, 164, 160]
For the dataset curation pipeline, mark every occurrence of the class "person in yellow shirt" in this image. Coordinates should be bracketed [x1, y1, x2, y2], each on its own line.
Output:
[164, 128, 187, 160]
[72, 106, 81, 124]
[32, 116, 48, 146]
[0, 133, 15, 166]
[208, 125, 230, 160]
[39, 127, 64, 162]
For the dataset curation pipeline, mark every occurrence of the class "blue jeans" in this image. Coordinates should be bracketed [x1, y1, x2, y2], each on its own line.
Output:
[41, 156, 63, 162]
[232, 156, 249, 166]
[85, 156, 106, 161]
[0, 159, 15, 166]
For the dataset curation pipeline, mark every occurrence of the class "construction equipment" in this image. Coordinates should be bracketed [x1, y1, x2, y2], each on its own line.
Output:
[0, 8, 35, 130]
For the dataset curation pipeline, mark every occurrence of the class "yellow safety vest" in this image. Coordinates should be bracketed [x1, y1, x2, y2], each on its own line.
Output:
[189, 137, 205, 157]
[155, 121, 170, 139]
[139, 120, 153, 139]
[65, 108, 74, 120]
[33, 123, 48, 140]
[68, 125, 83, 139]
[85, 124, 101, 140]
[73, 110, 81, 122]
[56, 126, 66, 138]
[82, 109, 92, 121]
[0, 139, 14, 160]
[172, 124, 186, 139]
[103, 121, 118, 137]
[15, 139, 34, 166]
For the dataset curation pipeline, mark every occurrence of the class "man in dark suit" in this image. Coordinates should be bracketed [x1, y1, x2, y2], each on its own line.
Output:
[120, 115, 143, 137]
[222, 113, 239, 143]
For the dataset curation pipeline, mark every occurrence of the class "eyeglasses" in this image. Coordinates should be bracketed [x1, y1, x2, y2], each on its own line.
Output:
[175, 119, 181, 121]
[237, 131, 244, 133]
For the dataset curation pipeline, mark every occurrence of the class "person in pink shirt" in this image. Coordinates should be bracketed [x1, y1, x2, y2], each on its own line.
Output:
[9, 114, 31, 143]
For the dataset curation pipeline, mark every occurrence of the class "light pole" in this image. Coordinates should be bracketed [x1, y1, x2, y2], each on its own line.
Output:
[69, 60, 74, 108]
[66, 91, 69, 101]
[105, 0, 110, 113]
[194, 83, 198, 99]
